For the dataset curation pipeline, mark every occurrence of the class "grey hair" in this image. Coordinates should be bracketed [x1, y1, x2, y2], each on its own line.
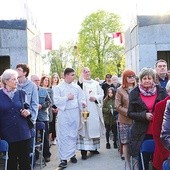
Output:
[1, 69, 18, 85]
[111, 75, 118, 79]
[155, 59, 167, 68]
[139, 67, 156, 82]
[166, 80, 170, 92]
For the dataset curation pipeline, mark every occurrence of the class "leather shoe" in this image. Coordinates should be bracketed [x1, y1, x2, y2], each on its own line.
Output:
[121, 156, 125, 160]
[58, 160, 67, 168]
[106, 143, 111, 149]
[70, 155, 77, 163]
[81, 150, 87, 160]
[114, 142, 118, 149]
[90, 150, 100, 154]
[82, 155, 87, 160]
[44, 157, 50, 162]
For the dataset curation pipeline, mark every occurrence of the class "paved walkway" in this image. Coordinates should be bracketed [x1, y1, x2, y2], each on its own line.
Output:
[35, 137, 125, 170]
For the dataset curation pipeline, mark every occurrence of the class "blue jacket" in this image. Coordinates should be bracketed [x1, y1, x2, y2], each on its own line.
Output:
[17, 79, 39, 124]
[37, 87, 51, 121]
[0, 89, 31, 143]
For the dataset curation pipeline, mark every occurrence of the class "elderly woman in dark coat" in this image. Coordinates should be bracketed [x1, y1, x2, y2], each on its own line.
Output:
[0, 69, 31, 170]
[127, 67, 167, 170]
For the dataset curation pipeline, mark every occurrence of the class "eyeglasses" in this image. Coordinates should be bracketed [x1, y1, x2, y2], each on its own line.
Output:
[84, 71, 90, 74]
[106, 74, 112, 78]
[127, 75, 136, 79]
[106, 76, 112, 78]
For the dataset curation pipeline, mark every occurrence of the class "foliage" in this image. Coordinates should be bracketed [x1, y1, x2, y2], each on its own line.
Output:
[77, 10, 125, 79]
[46, 41, 79, 76]
[43, 50, 63, 76]
[43, 10, 125, 79]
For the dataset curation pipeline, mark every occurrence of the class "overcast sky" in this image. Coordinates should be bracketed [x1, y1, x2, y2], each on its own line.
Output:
[0, 0, 169, 48]
[28, 0, 135, 47]
[28, 0, 170, 48]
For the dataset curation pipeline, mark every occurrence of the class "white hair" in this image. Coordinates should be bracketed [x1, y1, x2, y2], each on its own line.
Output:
[1, 69, 18, 85]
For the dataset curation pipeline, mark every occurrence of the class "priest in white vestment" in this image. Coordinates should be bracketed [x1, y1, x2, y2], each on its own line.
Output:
[53, 68, 86, 168]
[77, 67, 105, 160]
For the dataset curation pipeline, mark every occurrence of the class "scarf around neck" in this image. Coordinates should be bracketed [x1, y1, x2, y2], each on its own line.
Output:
[3, 87, 17, 99]
[139, 83, 157, 96]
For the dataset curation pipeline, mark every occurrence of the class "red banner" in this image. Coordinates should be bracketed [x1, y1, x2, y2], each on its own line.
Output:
[44, 33, 52, 50]
[112, 32, 123, 44]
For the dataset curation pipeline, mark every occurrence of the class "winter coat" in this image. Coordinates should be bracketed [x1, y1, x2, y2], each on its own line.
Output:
[0, 89, 31, 143]
[161, 100, 170, 151]
[37, 87, 52, 121]
[115, 86, 133, 125]
[155, 73, 170, 88]
[127, 85, 167, 157]
[152, 96, 170, 170]
[102, 98, 117, 125]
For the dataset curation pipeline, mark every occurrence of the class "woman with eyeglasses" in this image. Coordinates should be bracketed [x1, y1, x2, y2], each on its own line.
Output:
[127, 67, 167, 170]
[115, 69, 137, 170]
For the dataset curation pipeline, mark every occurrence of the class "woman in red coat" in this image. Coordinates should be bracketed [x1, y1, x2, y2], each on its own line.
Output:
[152, 81, 170, 170]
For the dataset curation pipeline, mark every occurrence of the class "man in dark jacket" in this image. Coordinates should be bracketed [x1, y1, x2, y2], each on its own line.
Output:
[155, 59, 170, 88]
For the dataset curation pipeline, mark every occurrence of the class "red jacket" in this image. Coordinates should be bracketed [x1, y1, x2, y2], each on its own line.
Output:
[152, 96, 170, 170]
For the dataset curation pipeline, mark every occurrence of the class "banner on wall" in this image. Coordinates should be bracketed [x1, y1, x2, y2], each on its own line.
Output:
[44, 33, 52, 50]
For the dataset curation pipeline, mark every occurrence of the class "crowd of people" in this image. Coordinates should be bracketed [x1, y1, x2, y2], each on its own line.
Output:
[0, 59, 170, 170]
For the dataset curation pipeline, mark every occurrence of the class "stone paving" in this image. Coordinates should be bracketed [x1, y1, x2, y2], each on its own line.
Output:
[35, 136, 125, 170]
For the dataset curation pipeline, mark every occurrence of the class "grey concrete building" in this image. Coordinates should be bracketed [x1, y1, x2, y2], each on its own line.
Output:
[125, 15, 170, 74]
[0, 19, 42, 75]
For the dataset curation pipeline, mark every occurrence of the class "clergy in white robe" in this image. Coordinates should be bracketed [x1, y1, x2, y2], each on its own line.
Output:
[53, 68, 86, 167]
[77, 67, 105, 159]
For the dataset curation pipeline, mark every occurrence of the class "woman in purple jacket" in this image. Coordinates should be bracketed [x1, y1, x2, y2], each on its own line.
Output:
[0, 69, 31, 170]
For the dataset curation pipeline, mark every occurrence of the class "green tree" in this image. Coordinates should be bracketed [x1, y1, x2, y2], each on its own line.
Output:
[44, 50, 63, 76]
[77, 10, 125, 79]
[47, 41, 81, 76]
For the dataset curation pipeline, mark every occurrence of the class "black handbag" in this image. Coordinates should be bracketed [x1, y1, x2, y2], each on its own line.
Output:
[19, 90, 34, 129]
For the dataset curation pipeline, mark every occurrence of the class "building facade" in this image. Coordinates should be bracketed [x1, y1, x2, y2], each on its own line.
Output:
[0, 19, 42, 75]
[125, 15, 170, 74]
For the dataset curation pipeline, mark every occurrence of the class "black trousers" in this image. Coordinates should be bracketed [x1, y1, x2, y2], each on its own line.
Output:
[8, 139, 31, 170]
[49, 112, 57, 140]
[36, 121, 51, 158]
[105, 123, 117, 143]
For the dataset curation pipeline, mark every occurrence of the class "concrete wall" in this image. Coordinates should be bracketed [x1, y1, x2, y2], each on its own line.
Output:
[125, 15, 170, 74]
[0, 28, 28, 67]
[0, 20, 42, 76]
[27, 21, 42, 76]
